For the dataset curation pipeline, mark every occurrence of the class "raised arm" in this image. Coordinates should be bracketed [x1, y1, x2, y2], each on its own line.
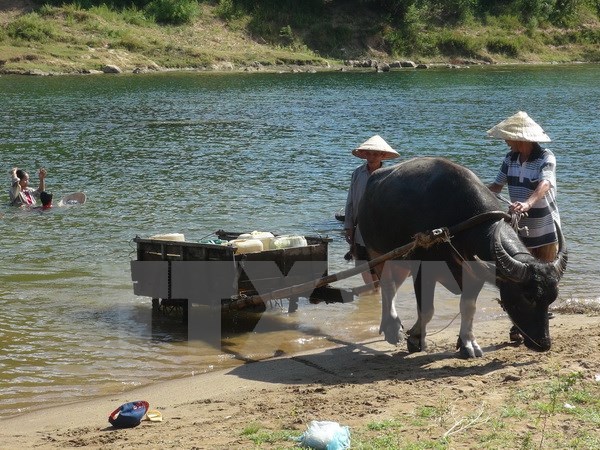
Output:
[37, 168, 47, 193]
[8, 167, 21, 204]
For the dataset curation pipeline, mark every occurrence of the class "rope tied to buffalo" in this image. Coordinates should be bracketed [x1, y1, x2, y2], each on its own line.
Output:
[509, 211, 529, 236]
[495, 193, 530, 236]
[408, 227, 452, 254]
[224, 211, 512, 311]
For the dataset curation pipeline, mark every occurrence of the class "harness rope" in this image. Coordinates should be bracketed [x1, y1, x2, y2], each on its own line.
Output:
[224, 210, 512, 311]
[495, 193, 529, 236]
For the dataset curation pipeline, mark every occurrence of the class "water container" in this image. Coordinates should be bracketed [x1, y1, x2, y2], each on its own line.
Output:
[231, 238, 264, 254]
[249, 231, 275, 251]
[272, 235, 307, 249]
[149, 233, 185, 242]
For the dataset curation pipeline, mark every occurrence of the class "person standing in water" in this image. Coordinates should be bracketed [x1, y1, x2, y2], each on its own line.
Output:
[344, 135, 400, 288]
[487, 111, 561, 343]
[487, 111, 560, 263]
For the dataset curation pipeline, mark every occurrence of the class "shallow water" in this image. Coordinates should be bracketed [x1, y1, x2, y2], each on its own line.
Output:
[0, 65, 599, 417]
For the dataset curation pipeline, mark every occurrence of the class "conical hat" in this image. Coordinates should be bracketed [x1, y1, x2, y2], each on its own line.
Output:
[487, 111, 551, 143]
[352, 135, 400, 160]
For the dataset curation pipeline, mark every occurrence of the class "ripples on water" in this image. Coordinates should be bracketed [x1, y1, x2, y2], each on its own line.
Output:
[0, 65, 599, 417]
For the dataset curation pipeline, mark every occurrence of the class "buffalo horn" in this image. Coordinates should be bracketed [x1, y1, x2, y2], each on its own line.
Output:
[552, 221, 568, 278]
[493, 221, 529, 282]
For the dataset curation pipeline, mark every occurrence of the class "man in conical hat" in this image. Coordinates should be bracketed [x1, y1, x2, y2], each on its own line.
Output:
[488, 111, 561, 263]
[344, 135, 400, 288]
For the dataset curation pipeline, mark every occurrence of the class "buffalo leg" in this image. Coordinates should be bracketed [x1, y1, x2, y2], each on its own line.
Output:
[458, 272, 485, 358]
[376, 260, 412, 345]
[408, 268, 435, 353]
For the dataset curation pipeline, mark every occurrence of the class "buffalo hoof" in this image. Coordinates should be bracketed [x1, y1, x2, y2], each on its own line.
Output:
[407, 335, 421, 353]
[456, 337, 483, 358]
[380, 317, 403, 345]
[509, 326, 523, 344]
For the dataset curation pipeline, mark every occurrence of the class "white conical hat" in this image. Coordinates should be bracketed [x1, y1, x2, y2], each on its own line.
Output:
[487, 111, 551, 143]
[352, 135, 400, 160]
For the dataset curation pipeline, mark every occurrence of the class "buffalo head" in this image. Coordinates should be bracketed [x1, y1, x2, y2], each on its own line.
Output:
[494, 221, 568, 351]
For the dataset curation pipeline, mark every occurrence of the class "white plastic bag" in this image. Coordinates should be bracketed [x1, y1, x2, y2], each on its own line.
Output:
[296, 420, 351, 450]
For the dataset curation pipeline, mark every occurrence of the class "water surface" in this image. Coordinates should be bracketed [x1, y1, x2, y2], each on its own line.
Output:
[1, 64, 599, 417]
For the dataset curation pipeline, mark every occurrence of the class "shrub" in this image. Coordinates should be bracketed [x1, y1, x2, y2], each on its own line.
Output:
[121, 7, 151, 26]
[581, 27, 600, 44]
[383, 4, 430, 56]
[38, 4, 60, 17]
[215, 0, 240, 21]
[116, 31, 149, 50]
[89, 4, 121, 22]
[486, 37, 520, 57]
[436, 31, 480, 57]
[43, 0, 152, 7]
[446, 0, 477, 23]
[7, 13, 57, 42]
[582, 46, 600, 61]
[145, 0, 199, 25]
[278, 25, 293, 45]
[549, 28, 600, 45]
[304, 23, 353, 55]
[525, 16, 539, 36]
[484, 13, 523, 29]
[519, 0, 553, 24]
[549, 0, 580, 26]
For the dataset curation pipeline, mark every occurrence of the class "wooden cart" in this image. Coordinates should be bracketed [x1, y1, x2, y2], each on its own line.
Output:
[131, 230, 352, 322]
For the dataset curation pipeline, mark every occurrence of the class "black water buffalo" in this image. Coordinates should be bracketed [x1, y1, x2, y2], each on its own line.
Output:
[358, 157, 567, 357]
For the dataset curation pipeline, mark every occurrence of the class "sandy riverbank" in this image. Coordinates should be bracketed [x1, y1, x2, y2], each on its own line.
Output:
[1, 309, 598, 449]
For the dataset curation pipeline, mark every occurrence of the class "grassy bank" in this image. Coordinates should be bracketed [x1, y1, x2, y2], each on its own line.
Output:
[1, 0, 599, 75]
[0, 1, 328, 74]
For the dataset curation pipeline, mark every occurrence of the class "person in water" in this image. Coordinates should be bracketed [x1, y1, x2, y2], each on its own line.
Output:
[40, 191, 53, 210]
[344, 135, 400, 288]
[487, 111, 561, 343]
[9, 167, 47, 207]
[487, 111, 561, 263]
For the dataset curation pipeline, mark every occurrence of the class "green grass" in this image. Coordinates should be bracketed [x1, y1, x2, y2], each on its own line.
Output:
[231, 371, 599, 450]
[239, 423, 296, 446]
[367, 418, 405, 431]
[0, 2, 328, 73]
[1, 0, 599, 74]
[7, 12, 60, 42]
[500, 404, 527, 419]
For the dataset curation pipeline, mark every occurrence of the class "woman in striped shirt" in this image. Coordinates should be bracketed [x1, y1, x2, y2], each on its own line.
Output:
[487, 111, 560, 263]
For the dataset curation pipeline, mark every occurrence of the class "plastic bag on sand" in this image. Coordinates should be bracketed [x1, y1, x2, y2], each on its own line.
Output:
[108, 400, 149, 428]
[296, 420, 350, 450]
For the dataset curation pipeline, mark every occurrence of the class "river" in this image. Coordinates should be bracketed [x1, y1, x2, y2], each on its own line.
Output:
[0, 64, 599, 418]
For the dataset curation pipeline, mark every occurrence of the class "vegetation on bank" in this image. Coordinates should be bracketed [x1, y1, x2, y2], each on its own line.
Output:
[240, 371, 600, 449]
[0, 0, 599, 74]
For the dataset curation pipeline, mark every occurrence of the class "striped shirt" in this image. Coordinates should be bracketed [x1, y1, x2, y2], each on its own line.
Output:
[494, 145, 561, 248]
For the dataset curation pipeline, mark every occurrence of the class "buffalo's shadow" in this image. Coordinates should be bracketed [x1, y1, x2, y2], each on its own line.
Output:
[227, 335, 533, 386]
